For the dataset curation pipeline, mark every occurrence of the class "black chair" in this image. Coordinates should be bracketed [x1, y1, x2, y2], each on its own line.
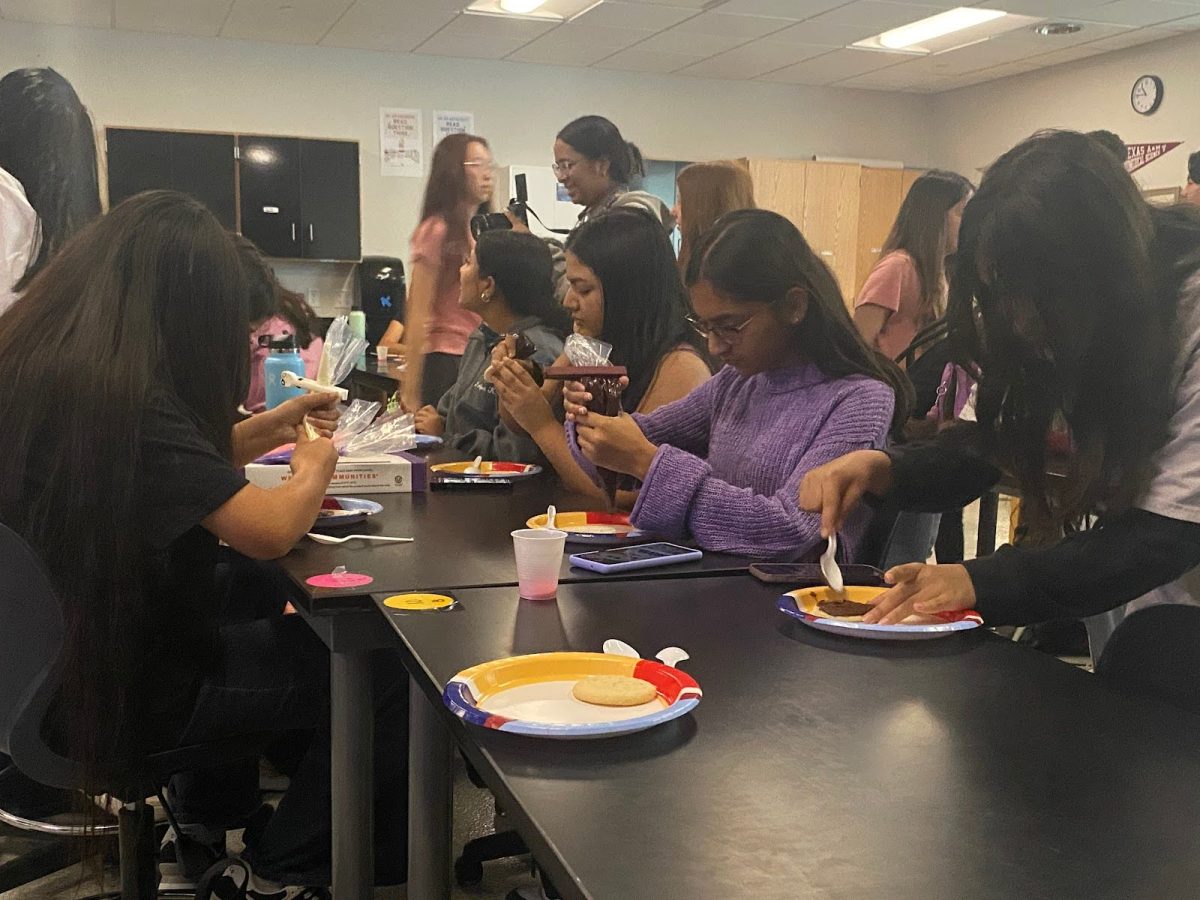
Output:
[1095, 604, 1200, 717]
[0, 522, 270, 899]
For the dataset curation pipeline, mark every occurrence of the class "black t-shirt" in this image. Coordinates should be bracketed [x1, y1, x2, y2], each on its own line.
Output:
[132, 391, 248, 741]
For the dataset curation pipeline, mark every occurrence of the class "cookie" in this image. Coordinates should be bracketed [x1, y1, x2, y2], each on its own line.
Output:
[572, 674, 657, 707]
[818, 598, 877, 618]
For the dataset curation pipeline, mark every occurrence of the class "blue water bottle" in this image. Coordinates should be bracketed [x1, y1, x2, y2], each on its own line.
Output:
[263, 334, 305, 410]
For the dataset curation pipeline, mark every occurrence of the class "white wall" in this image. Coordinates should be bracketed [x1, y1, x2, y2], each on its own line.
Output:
[931, 30, 1200, 192]
[0, 20, 936, 260]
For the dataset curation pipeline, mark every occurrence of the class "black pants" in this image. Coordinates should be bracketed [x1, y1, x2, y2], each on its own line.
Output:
[163, 556, 409, 886]
[1096, 604, 1200, 716]
[421, 351, 462, 407]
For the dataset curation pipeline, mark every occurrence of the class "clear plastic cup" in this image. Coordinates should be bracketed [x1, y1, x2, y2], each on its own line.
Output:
[376, 345, 389, 364]
[511, 528, 568, 600]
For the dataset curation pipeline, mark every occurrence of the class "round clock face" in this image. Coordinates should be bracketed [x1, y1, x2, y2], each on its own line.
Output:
[1131, 75, 1163, 115]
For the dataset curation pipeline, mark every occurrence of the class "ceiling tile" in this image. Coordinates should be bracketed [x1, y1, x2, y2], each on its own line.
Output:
[514, 21, 654, 52]
[632, 27, 752, 55]
[1163, 13, 1200, 30]
[1077, 0, 1200, 26]
[593, 46, 705, 71]
[115, 0, 230, 37]
[707, 0, 846, 18]
[757, 47, 906, 84]
[414, 31, 530, 59]
[836, 65, 956, 92]
[1078, 25, 1186, 49]
[320, 1, 456, 52]
[769, 19, 886, 46]
[220, 0, 353, 44]
[670, 10, 794, 38]
[973, 0, 1109, 15]
[617, 0, 709, 6]
[507, 39, 623, 65]
[570, 0, 697, 30]
[803, 1, 947, 32]
[0, 0, 111, 28]
[677, 39, 830, 79]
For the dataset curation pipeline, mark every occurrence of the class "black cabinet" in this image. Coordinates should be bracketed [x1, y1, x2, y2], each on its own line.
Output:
[106, 128, 236, 229]
[239, 136, 361, 261]
[238, 135, 302, 259]
[107, 127, 360, 261]
[300, 139, 361, 261]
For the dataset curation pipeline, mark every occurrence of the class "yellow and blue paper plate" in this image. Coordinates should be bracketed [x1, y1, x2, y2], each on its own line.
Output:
[444, 651, 701, 739]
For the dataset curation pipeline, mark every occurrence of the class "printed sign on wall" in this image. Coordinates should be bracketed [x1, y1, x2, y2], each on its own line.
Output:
[380, 107, 423, 177]
[434, 110, 475, 143]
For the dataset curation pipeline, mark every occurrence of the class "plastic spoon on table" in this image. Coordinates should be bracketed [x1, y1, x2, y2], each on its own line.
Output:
[306, 533, 414, 545]
[820, 532, 845, 596]
[465, 455, 484, 475]
[546, 505, 557, 530]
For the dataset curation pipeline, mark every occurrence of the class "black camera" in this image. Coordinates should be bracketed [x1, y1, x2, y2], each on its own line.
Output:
[470, 173, 528, 239]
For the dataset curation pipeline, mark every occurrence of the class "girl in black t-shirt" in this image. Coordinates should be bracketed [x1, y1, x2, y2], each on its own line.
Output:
[0, 190, 408, 895]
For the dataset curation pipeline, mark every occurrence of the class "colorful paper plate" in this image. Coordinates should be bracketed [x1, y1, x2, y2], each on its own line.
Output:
[311, 496, 384, 530]
[778, 585, 984, 641]
[444, 651, 701, 739]
[524, 511, 644, 545]
[432, 461, 542, 479]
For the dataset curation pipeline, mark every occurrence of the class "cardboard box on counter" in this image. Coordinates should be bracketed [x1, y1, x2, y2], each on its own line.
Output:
[245, 451, 428, 494]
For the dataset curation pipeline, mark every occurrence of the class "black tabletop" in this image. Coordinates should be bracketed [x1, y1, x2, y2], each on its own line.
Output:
[278, 464, 759, 610]
[383, 575, 1200, 900]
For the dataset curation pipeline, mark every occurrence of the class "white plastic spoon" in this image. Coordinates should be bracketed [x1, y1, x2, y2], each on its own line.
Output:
[546, 505, 557, 530]
[306, 533, 413, 545]
[820, 532, 845, 596]
[465, 455, 484, 475]
[603, 638, 640, 658]
[655, 647, 690, 668]
[280, 370, 349, 401]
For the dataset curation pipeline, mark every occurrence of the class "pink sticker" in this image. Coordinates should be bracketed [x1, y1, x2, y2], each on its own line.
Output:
[307, 570, 374, 589]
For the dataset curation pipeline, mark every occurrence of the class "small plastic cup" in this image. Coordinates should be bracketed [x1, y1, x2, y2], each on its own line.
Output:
[511, 528, 568, 600]
[376, 345, 389, 364]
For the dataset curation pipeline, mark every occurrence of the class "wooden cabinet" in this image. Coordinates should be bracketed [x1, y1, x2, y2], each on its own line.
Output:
[854, 167, 905, 298]
[800, 162, 861, 303]
[106, 128, 236, 229]
[744, 159, 927, 308]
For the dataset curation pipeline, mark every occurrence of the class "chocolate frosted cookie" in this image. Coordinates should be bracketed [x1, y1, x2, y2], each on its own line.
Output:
[817, 598, 877, 618]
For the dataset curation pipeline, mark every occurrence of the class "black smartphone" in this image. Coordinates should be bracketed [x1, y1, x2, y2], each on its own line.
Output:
[431, 477, 514, 490]
[749, 563, 886, 586]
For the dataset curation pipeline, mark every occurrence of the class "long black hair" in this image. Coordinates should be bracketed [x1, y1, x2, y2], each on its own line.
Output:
[686, 209, 912, 435]
[0, 191, 249, 777]
[420, 132, 490, 245]
[566, 207, 707, 411]
[475, 230, 570, 337]
[557, 116, 644, 186]
[235, 234, 321, 347]
[880, 169, 974, 323]
[948, 130, 1200, 521]
[0, 68, 101, 290]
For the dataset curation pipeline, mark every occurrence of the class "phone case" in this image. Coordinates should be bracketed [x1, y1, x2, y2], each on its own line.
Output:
[568, 546, 703, 574]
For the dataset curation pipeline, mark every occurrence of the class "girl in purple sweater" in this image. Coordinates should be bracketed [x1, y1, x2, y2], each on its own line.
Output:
[567, 209, 911, 559]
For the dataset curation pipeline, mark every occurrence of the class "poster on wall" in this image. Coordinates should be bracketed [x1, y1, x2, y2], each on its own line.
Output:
[1125, 141, 1182, 174]
[434, 110, 475, 143]
[379, 107, 423, 177]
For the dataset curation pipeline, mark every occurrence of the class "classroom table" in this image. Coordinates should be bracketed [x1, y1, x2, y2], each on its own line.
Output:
[380, 575, 1200, 900]
[279, 464, 761, 899]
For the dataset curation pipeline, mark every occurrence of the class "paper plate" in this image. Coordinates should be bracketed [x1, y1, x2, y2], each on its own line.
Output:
[525, 511, 644, 545]
[432, 461, 542, 479]
[778, 585, 984, 641]
[444, 651, 701, 739]
[311, 496, 384, 530]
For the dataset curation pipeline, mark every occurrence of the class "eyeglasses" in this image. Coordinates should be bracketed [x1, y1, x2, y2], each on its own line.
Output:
[551, 160, 580, 176]
[463, 161, 496, 173]
[686, 307, 767, 343]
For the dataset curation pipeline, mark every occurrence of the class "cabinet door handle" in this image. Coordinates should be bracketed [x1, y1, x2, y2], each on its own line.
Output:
[309, 224, 315, 242]
[291, 223, 296, 242]
[820, 250, 834, 257]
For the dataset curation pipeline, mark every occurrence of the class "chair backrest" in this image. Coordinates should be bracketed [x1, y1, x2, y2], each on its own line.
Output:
[0, 523, 79, 790]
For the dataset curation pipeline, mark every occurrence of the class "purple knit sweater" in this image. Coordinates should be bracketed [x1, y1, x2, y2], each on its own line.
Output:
[569, 363, 895, 558]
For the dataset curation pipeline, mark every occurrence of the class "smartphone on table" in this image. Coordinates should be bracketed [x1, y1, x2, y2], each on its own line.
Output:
[568, 542, 703, 574]
[749, 563, 886, 586]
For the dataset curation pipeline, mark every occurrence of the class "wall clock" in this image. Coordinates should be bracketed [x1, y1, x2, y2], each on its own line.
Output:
[1131, 75, 1164, 116]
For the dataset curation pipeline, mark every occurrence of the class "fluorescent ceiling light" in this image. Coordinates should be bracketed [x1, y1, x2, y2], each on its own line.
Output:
[499, 0, 546, 12]
[466, 0, 598, 21]
[877, 7, 1006, 49]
